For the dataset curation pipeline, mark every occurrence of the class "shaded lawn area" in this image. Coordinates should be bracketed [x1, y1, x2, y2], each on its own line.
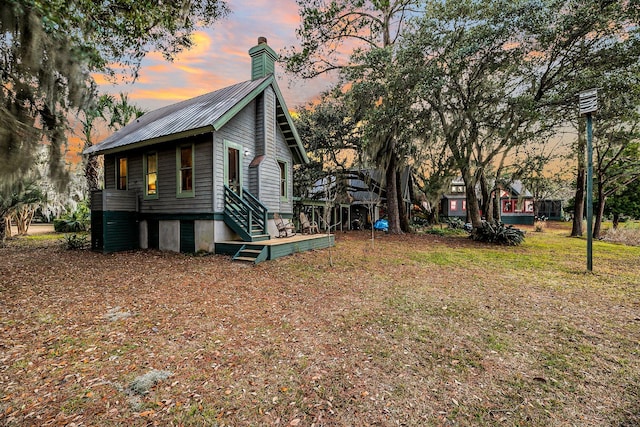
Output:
[1, 226, 639, 426]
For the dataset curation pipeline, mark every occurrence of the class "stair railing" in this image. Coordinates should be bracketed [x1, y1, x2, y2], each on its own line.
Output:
[223, 186, 267, 237]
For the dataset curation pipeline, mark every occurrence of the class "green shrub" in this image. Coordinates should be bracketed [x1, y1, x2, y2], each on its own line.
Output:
[62, 233, 89, 250]
[471, 221, 526, 246]
[424, 227, 468, 237]
[53, 218, 71, 232]
[446, 217, 466, 229]
[55, 202, 90, 232]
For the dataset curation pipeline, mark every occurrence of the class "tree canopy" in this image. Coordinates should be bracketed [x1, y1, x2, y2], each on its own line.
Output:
[396, 0, 640, 230]
[283, 0, 421, 233]
[0, 0, 229, 190]
[286, 0, 640, 234]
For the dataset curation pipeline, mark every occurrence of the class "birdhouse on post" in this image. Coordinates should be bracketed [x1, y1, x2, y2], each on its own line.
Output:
[579, 89, 598, 115]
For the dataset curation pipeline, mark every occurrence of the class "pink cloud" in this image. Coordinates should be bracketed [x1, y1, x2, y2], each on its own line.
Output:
[96, 0, 330, 113]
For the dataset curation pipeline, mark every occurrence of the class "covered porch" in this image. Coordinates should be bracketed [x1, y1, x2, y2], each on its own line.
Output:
[215, 233, 335, 264]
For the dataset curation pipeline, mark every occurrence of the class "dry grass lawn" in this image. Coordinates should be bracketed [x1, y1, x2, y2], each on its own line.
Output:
[1, 224, 639, 426]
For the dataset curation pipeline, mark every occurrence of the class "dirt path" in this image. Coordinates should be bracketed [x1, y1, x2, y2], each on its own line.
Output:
[9, 223, 55, 236]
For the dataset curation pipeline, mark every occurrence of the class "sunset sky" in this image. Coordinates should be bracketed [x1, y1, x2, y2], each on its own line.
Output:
[68, 1, 336, 164]
[96, 0, 333, 112]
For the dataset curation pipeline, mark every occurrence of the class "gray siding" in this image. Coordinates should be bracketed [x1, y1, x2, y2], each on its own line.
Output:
[256, 87, 281, 211]
[104, 156, 115, 189]
[91, 191, 103, 211]
[248, 162, 259, 197]
[213, 100, 257, 212]
[276, 127, 294, 214]
[265, 87, 276, 159]
[103, 189, 137, 212]
[141, 135, 213, 214]
[103, 134, 214, 214]
[255, 93, 265, 157]
[128, 155, 143, 193]
[250, 93, 265, 197]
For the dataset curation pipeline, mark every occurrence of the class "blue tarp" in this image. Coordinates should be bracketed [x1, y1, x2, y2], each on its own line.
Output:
[373, 219, 388, 232]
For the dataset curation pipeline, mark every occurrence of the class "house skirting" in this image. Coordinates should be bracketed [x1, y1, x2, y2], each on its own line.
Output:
[501, 215, 534, 225]
[92, 209, 334, 261]
[91, 210, 138, 253]
[138, 215, 235, 253]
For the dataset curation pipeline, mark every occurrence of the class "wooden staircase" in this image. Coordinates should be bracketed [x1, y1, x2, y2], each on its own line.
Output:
[223, 186, 270, 242]
[232, 244, 268, 264]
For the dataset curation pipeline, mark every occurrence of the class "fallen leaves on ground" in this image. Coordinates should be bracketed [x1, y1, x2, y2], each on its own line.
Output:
[1, 227, 639, 426]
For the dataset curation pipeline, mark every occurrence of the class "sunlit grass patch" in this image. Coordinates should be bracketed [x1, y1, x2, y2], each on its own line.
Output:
[408, 250, 465, 266]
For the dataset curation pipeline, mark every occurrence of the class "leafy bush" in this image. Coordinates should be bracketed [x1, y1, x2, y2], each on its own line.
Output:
[446, 217, 466, 229]
[471, 221, 526, 246]
[412, 214, 430, 226]
[54, 202, 90, 232]
[423, 227, 468, 237]
[62, 233, 89, 250]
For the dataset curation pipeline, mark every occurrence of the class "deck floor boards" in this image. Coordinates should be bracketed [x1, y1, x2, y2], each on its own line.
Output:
[218, 233, 332, 247]
[216, 233, 334, 262]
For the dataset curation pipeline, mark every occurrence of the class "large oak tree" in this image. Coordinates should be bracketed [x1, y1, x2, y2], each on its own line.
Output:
[283, 0, 420, 234]
[0, 0, 228, 244]
[403, 0, 640, 233]
[1, 0, 229, 189]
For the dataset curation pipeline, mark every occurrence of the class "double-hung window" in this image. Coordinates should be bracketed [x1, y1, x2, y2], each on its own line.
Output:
[278, 160, 288, 200]
[177, 145, 194, 197]
[144, 152, 158, 199]
[117, 157, 128, 190]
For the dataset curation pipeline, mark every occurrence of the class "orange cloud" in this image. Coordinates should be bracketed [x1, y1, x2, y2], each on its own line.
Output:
[66, 134, 83, 165]
[525, 50, 547, 61]
[503, 41, 521, 51]
[130, 88, 199, 102]
[95, 0, 331, 114]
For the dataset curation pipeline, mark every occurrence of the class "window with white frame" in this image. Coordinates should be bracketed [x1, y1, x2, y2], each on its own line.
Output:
[278, 160, 288, 200]
[117, 157, 128, 190]
[144, 152, 158, 198]
[177, 145, 194, 197]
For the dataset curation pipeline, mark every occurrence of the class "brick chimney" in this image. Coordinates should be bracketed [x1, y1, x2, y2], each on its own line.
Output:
[249, 36, 278, 80]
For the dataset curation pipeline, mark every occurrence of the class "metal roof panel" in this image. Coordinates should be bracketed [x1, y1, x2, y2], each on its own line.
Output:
[85, 77, 271, 155]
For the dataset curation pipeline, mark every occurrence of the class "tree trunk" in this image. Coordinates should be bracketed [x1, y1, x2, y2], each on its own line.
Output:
[571, 126, 586, 237]
[85, 155, 100, 190]
[0, 213, 8, 247]
[461, 168, 482, 228]
[479, 174, 490, 222]
[396, 169, 410, 232]
[613, 212, 619, 229]
[15, 205, 35, 235]
[385, 152, 402, 234]
[492, 189, 501, 223]
[572, 168, 585, 236]
[593, 186, 606, 239]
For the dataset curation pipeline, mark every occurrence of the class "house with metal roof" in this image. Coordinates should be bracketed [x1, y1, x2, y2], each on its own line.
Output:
[440, 178, 535, 225]
[296, 167, 413, 231]
[85, 37, 333, 262]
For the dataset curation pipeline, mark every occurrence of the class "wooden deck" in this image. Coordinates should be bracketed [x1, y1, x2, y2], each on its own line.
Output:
[215, 233, 335, 263]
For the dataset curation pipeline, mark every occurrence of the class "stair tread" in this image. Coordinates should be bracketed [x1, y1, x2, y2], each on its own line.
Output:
[234, 256, 257, 262]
